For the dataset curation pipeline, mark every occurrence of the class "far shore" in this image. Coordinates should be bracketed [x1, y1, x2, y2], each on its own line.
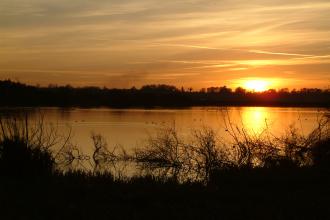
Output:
[1, 80, 329, 108]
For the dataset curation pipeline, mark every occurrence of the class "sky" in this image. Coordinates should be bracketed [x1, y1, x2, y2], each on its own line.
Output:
[1, 0, 330, 89]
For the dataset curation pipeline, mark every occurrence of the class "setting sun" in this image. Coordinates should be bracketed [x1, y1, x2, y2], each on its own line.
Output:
[244, 80, 270, 92]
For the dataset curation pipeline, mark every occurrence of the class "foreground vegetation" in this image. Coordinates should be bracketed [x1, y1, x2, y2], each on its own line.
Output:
[0, 112, 329, 219]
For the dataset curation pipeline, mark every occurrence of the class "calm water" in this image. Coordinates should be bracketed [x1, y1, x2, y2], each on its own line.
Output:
[21, 107, 326, 156]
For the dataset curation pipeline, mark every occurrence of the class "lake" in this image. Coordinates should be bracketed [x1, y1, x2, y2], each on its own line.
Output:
[15, 107, 326, 157]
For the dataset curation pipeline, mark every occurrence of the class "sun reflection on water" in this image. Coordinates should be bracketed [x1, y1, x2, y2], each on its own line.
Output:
[241, 107, 269, 134]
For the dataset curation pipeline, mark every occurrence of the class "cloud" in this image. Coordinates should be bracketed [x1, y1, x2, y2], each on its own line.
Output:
[0, 0, 329, 88]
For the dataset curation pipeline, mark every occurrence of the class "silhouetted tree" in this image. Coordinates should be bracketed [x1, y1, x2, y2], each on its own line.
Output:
[0, 80, 329, 107]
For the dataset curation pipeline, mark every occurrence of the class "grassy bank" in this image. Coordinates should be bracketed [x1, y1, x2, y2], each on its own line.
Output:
[0, 113, 329, 219]
[1, 169, 330, 220]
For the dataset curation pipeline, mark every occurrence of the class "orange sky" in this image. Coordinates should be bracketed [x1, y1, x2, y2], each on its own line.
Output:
[0, 0, 330, 89]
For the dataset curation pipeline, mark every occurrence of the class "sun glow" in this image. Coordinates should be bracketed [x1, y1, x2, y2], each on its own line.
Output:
[243, 79, 270, 92]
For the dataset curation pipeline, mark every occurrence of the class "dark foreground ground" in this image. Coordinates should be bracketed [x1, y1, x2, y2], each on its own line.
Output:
[1, 168, 330, 220]
[1, 114, 329, 220]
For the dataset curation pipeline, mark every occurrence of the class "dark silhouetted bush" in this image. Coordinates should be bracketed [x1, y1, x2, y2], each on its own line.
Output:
[0, 138, 54, 177]
[311, 137, 330, 169]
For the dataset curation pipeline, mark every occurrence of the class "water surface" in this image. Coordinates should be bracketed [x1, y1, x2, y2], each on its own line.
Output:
[21, 107, 326, 156]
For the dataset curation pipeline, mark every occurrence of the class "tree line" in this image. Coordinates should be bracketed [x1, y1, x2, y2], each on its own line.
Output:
[0, 79, 329, 107]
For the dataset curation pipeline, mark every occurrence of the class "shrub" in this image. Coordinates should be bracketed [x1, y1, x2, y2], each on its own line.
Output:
[0, 138, 54, 177]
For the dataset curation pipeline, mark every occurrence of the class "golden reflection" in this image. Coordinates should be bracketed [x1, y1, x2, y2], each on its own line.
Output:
[241, 107, 269, 134]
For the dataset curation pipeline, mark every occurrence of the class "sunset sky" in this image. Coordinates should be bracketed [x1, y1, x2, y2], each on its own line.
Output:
[1, 0, 330, 89]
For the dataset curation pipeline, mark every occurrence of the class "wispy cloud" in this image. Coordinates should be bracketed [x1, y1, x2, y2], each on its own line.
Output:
[0, 0, 329, 88]
[248, 50, 312, 57]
